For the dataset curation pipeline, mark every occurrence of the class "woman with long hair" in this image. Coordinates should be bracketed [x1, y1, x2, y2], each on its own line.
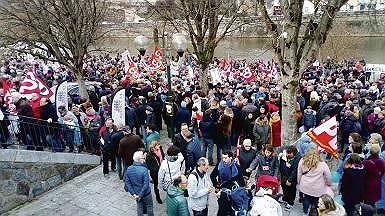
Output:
[316, 194, 346, 216]
[297, 148, 333, 215]
[214, 114, 233, 162]
[146, 141, 165, 204]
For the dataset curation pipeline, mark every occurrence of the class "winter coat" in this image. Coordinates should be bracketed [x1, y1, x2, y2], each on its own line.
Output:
[241, 103, 258, 116]
[249, 153, 279, 178]
[340, 164, 365, 206]
[278, 152, 301, 184]
[297, 160, 333, 198]
[39, 101, 60, 136]
[210, 161, 245, 189]
[242, 116, 255, 140]
[249, 190, 283, 216]
[363, 154, 385, 203]
[125, 106, 138, 130]
[174, 107, 191, 132]
[302, 109, 317, 130]
[377, 151, 385, 209]
[158, 153, 185, 191]
[367, 113, 379, 132]
[166, 185, 190, 216]
[253, 118, 270, 146]
[30, 97, 41, 119]
[374, 117, 385, 134]
[124, 162, 151, 198]
[174, 133, 188, 160]
[238, 146, 257, 175]
[340, 115, 361, 142]
[297, 133, 317, 157]
[199, 118, 214, 139]
[187, 169, 213, 211]
[146, 113, 157, 129]
[186, 139, 202, 172]
[270, 118, 281, 147]
[118, 133, 145, 166]
[146, 147, 165, 176]
[99, 125, 116, 152]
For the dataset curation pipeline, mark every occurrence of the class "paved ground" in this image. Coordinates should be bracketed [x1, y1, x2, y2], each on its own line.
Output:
[6, 165, 304, 216]
[5, 129, 305, 216]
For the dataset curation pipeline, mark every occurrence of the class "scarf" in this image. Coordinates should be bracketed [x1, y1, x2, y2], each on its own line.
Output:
[218, 160, 238, 182]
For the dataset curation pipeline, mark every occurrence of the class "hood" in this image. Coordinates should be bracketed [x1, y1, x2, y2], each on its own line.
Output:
[166, 155, 178, 162]
[167, 185, 184, 198]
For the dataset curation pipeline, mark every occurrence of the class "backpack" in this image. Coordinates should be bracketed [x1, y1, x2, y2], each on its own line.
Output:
[222, 181, 250, 215]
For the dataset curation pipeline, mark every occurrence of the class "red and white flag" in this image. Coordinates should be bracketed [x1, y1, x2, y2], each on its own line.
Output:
[242, 65, 255, 83]
[19, 67, 53, 99]
[1, 80, 12, 107]
[307, 116, 339, 158]
[121, 50, 140, 81]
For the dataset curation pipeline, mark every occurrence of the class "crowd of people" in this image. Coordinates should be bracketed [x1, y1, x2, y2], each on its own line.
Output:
[1, 52, 385, 216]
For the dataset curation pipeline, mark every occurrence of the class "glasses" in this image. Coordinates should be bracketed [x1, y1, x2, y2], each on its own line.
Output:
[244, 145, 252, 148]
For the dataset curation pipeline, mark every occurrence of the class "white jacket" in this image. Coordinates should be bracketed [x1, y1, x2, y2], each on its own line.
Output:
[187, 169, 213, 211]
[158, 153, 185, 191]
[249, 188, 282, 216]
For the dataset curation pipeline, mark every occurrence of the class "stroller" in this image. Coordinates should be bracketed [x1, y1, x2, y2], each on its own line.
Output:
[249, 175, 282, 216]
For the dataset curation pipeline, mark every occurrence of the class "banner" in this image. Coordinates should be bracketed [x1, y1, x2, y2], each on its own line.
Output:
[210, 67, 222, 85]
[112, 89, 126, 128]
[55, 81, 68, 117]
[121, 50, 140, 81]
[242, 65, 255, 83]
[2, 80, 12, 107]
[149, 46, 164, 73]
[19, 67, 54, 99]
[307, 116, 338, 158]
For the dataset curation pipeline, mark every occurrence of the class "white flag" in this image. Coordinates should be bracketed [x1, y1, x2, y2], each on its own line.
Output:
[112, 89, 126, 127]
[55, 81, 68, 117]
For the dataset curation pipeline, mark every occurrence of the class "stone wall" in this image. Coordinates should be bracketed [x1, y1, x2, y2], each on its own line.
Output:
[0, 149, 99, 214]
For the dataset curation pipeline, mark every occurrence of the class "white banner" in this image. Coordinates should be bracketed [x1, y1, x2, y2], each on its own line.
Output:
[55, 81, 68, 117]
[112, 89, 126, 127]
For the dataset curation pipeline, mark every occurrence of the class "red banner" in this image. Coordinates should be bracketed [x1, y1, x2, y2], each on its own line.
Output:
[19, 67, 53, 99]
[307, 116, 339, 158]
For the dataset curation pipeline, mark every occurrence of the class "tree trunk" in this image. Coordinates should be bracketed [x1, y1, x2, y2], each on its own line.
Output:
[75, 73, 89, 100]
[199, 68, 209, 95]
[281, 71, 299, 146]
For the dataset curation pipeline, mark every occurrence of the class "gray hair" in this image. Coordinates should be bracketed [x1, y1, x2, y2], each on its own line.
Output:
[133, 151, 144, 162]
[196, 157, 208, 167]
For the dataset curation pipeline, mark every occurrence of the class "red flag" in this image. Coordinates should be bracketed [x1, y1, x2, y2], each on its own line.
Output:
[121, 51, 140, 81]
[2, 80, 12, 106]
[149, 46, 164, 72]
[19, 67, 53, 99]
[242, 65, 255, 83]
[307, 116, 339, 158]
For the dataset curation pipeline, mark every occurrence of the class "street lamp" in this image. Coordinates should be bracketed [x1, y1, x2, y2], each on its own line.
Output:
[134, 35, 149, 56]
[165, 32, 187, 142]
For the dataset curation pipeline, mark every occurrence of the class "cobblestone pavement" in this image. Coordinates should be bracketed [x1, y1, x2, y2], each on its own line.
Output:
[6, 165, 304, 216]
[6, 129, 304, 216]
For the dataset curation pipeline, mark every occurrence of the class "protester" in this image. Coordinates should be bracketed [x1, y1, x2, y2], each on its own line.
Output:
[278, 145, 301, 211]
[253, 114, 270, 151]
[166, 175, 190, 216]
[124, 151, 154, 216]
[210, 150, 244, 216]
[316, 194, 346, 216]
[158, 145, 185, 192]
[118, 126, 145, 170]
[99, 118, 117, 176]
[237, 139, 257, 178]
[146, 140, 165, 204]
[297, 148, 333, 215]
[340, 153, 365, 216]
[246, 144, 278, 179]
[145, 124, 160, 151]
[362, 144, 385, 207]
[187, 157, 213, 216]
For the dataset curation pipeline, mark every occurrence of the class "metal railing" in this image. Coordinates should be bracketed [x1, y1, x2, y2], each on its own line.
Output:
[0, 113, 101, 154]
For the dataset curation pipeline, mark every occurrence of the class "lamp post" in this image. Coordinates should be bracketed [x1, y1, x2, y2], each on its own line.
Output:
[165, 32, 187, 142]
[134, 35, 149, 60]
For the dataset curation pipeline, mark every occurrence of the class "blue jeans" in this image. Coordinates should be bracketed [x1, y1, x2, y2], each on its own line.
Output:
[137, 193, 154, 216]
[303, 194, 319, 214]
[202, 138, 214, 164]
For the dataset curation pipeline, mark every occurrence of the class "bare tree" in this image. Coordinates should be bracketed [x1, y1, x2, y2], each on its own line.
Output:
[0, 0, 108, 99]
[257, 0, 350, 144]
[150, 0, 252, 93]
